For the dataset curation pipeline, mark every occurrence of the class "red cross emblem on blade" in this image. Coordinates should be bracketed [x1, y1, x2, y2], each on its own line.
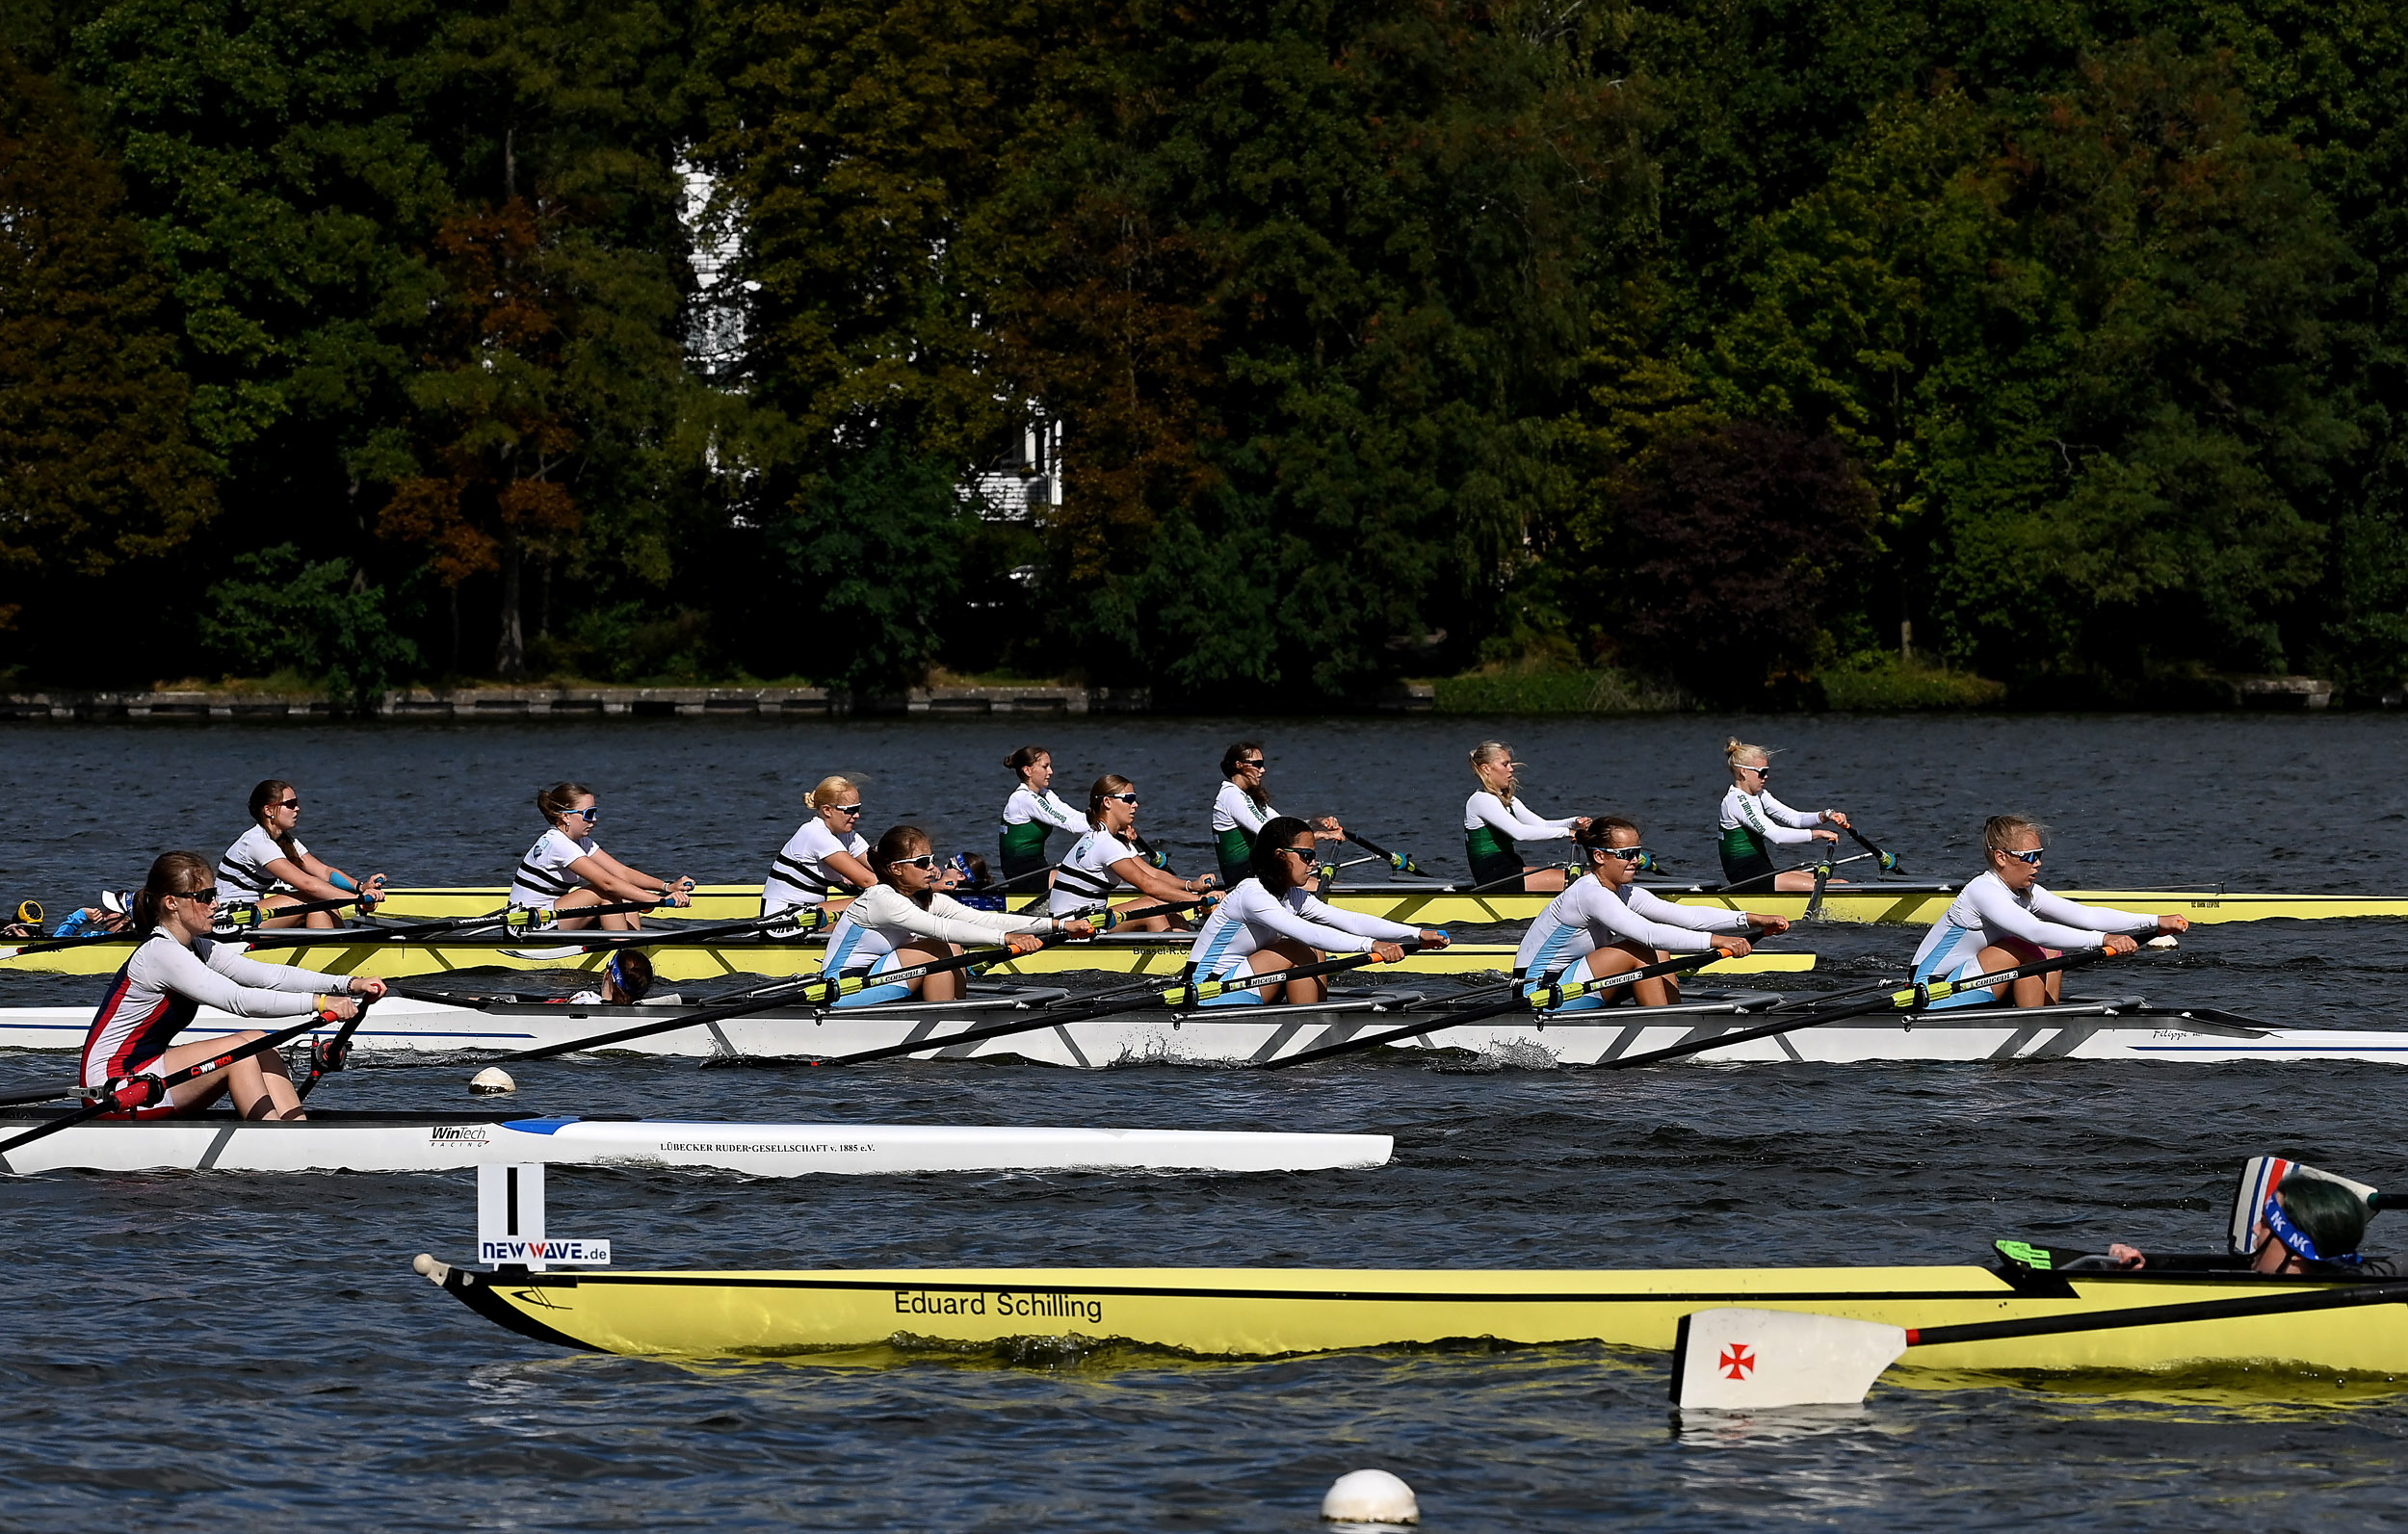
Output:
[1719, 1343, 1755, 1379]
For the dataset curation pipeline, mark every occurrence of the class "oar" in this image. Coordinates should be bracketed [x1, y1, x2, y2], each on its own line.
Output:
[1344, 831, 1425, 876]
[813, 948, 1410, 1068]
[0, 1003, 351, 1161]
[1671, 1277, 2408, 1411]
[1845, 824, 1905, 873]
[215, 893, 376, 929]
[1595, 949, 2114, 1071]
[483, 897, 1211, 1064]
[1261, 940, 1765, 1071]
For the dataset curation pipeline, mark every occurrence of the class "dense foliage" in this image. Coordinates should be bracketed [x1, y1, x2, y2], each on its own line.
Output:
[1, 0, 2404, 704]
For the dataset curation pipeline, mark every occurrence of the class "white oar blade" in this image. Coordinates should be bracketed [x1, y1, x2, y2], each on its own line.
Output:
[1673, 1308, 1907, 1411]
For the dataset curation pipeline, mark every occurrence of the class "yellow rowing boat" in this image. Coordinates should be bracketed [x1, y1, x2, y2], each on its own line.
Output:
[0, 934, 1814, 982]
[414, 1254, 2408, 1378]
[374, 883, 2408, 927]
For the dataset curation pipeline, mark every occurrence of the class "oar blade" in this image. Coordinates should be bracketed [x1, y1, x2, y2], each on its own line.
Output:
[1671, 1308, 1906, 1411]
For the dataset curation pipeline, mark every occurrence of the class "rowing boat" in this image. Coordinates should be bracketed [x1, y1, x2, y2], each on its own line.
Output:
[0, 929, 1815, 981]
[0, 1108, 1390, 1176]
[371, 881, 2408, 927]
[414, 1250, 2408, 1377]
[8, 987, 2395, 1067]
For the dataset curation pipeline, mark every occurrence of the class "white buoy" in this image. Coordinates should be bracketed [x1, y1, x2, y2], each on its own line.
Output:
[1322, 1469, 1418, 1524]
[2146, 934, 2179, 950]
[469, 1066, 518, 1095]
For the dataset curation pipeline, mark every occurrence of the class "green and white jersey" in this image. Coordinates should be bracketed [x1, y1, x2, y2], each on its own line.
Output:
[999, 787, 1086, 862]
[1715, 785, 1822, 865]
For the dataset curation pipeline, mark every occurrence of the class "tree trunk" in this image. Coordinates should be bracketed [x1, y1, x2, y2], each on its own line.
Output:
[496, 532, 525, 678]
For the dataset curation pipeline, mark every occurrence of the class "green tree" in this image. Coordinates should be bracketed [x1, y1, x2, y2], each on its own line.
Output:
[0, 50, 215, 666]
[200, 544, 419, 709]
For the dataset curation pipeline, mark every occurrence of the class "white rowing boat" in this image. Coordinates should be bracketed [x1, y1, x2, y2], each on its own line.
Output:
[3, 987, 2396, 1068]
[0, 1109, 1392, 1176]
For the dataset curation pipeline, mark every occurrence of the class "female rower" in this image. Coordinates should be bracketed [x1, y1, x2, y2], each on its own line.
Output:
[1910, 815, 2185, 1009]
[1716, 740, 1851, 893]
[822, 825, 1095, 1005]
[1513, 819, 1787, 1007]
[1463, 741, 1589, 893]
[2103, 1175, 2402, 1278]
[1050, 775, 1214, 931]
[1212, 741, 1345, 890]
[998, 745, 1088, 886]
[510, 782, 694, 931]
[762, 776, 877, 917]
[1187, 817, 1443, 1005]
[218, 779, 386, 929]
[80, 851, 384, 1121]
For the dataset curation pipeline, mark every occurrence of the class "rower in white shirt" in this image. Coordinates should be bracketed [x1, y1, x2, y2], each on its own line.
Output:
[821, 825, 1095, 1005]
[762, 775, 877, 916]
[509, 781, 694, 930]
[1185, 817, 1444, 1004]
[1462, 741, 1588, 893]
[1715, 738, 1851, 892]
[1048, 774, 1213, 931]
[997, 746, 1088, 886]
[1910, 815, 2185, 1009]
[1512, 818, 1789, 1008]
[217, 778, 385, 928]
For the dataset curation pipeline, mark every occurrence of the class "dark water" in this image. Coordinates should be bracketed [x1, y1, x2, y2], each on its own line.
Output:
[1, 714, 2405, 1530]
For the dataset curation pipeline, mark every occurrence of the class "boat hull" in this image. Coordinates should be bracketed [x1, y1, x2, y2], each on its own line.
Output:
[0, 1110, 1391, 1176]
[2, 994, 2394, 1066]
[0, 933, 1811, 981]
[373, 882, 2408, 927]
[421, 1259, 2408, 1377]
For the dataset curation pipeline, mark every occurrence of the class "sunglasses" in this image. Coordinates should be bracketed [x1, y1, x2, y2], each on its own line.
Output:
[1741, 764, 1770, 777]
[1600, 845, 1650, 862]
[1278, 844, 1318, 859]
[1103, 793, 1139, 805]
[1999, 847, 2045, 865]
[1240, 759, 1267, 769]
[275, 798, 300, 811]
[890, 854, 939, 871]
[568, 807, 601, 821]
[177, 887, 221, 905]
[830, 804, 864, 816]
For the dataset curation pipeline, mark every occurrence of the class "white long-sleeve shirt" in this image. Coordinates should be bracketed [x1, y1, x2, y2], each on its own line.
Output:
[1718, 785, 1824, 846]
[1187, 879, 1417, 974]
[1211, 782, 1278, 835]
[1004, 787, 1087, 834]
[83, 933, 323, 1084]
[1911, 871, 2157, 975]
[1513, 875, 1750, 975]
[822, 884, 1054, 975]
[1463, 792, 1580, 844]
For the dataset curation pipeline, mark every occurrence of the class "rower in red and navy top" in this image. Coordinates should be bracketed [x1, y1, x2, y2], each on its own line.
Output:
[1513, 818, 1788, 1007]
[80, 852, 383, 1121]
[1715, 739, 1852, 893]
[509, 782, 694, 931]
[1909, 815, 2184, 1009]
[217, 778, 386, 929]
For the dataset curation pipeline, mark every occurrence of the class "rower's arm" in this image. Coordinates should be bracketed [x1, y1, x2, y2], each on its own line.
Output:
[1293, 892, 1418, 944]
[259, 854, 352, 903]
[1965, 879, 2117, 949]
[1109, 855, 1199, 902]
[1625, 885, 1752, 934]
[2027, 887, 2159, 935]
[821, 848, 876, 890]
[567, 849, 684, 901]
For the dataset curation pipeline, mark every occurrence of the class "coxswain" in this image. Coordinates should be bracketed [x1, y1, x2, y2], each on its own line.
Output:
[1716, 740, 1852, 893]
[1909, 815, 2184, 1009]
[1186, 817, 1442, 1005]
[821, 825, 1095, 1005]
[761, 776, 877, 918]
[1211, 741, 1344, 890]
[509, 781, 694, 931]
[1049, 775, 1213, 931]
[997, 746, 1087, 886]
[1462, 741, 1588, 893]
[2102, 1174, 2402, 1278]
[79, 851, 384, 1121]
[561, 949, 656, 1006]
[1512, 819, 1786, 1006]
[218, 779, 386, 928]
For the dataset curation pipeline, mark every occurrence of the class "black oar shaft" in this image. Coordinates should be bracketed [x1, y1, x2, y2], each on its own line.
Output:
[0, 1003, 344, 1158]
[1908, 1279, 2408, 1349]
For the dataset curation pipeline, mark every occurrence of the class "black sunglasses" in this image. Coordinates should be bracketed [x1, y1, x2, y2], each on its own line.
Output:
[177, 887, 221, 904]
[831, 804, 864, 816]
[1104, 793, 1140, 804]
[275, 798, 300, 811]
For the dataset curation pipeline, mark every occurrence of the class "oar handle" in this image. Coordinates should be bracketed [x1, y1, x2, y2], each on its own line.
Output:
[1344, 831, 1423, 875]
[1845, 825, 1902, 873]
[214, 892, 375, 929]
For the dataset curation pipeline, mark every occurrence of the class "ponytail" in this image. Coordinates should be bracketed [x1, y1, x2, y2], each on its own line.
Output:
[536, 781, 592, 824]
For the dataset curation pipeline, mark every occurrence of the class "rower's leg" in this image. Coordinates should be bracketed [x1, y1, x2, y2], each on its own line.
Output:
[255, 894, 305, 930]
[549, 888, 608, 931]
[1245, 940, 1322, 1003]
[1521, 867, 1569, 893]
[894, 942, 961, 1001]
[151, 1030, 303, 1119]
[1571, 943, 1643, 1006]
[1108, 898, 1172, 932]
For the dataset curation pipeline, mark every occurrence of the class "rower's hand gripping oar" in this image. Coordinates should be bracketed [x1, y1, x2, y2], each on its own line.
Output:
[1261, 936, 1767, 1071]
[214, 892, 379, 930]
[483, 896, 1211, 1064]
[297, 995, 376, 1100]
[0, 1000, 360, 1160]
[1597, 948, 2118, 1072]
[812, 944, 1419, 1068]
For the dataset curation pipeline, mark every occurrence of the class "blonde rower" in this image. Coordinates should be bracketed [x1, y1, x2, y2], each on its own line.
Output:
[763, 776, 877, 916]
[1462, 741, 1589, 893]
[1049, 775, 1213, 931]
[509, 782, 694, 931]
[1716, 739, 1851, 893]
[217, 779, 385, 929]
